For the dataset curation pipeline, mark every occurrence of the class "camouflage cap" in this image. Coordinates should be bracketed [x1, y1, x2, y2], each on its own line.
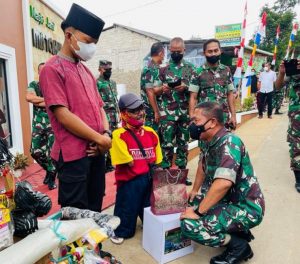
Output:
[99, 60, 112, 69]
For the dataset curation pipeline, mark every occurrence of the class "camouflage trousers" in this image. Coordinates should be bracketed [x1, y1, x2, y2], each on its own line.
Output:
[106, 109, 119, 131]
[181, 195, 264, 247]
[287, 111, 300, 170]
[145, 114, 159, 133]
[30, 121, 56, 174]
[273, 91, 284, 111]
[159, 118, 189, 168]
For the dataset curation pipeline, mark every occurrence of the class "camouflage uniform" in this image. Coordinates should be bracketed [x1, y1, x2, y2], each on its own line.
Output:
[181, 128, 265, 247]
[189, 63, 235, 152]
[287, 75, 300, 170]
[96, 76, 119, 131]
[28, 81, 56, 174]
[189, 63, 234, 123]
[140, 59, 162, 132]
[272, 90, 284, 112]
[159, 59, 195, 168]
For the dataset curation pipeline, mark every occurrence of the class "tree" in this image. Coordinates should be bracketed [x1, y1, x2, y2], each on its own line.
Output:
[248, 1, 300, 68]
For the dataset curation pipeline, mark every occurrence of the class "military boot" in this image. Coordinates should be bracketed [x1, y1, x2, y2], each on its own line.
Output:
[230, 230, 255, 243]
[294, 171, 300, 193]
[47, 172, 57, 190]
[43, 172, 50, 185]
[210, 235, 253, 264]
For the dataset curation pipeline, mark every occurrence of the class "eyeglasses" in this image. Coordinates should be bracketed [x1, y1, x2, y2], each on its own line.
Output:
[127, 106, 145, 114]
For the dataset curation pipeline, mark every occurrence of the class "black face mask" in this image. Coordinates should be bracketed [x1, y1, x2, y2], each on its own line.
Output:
[189, 119, 212, 140]
[103, 70, 112, 80]
[206, 55, 221, 64]
[171, 52, 183, 63]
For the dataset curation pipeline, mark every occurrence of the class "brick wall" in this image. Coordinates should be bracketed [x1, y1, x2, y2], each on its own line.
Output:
[86, 26, 158, 95]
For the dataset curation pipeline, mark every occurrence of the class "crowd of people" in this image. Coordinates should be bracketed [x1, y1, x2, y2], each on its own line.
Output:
[23, 2, 300, 264]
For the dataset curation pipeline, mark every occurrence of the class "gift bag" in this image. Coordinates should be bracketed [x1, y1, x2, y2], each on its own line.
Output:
[150, 169, 188, 215]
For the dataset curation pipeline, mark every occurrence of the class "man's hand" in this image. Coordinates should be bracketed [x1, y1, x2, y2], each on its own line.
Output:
[162, 84, 170, 94]
[188, 190, 198, 203]
[174, 84, 187, 92]
[180, 207, 200, 220]
[97, 134, 112, 154]
[278, 61, 286, 75]
[86, 143, 100, 157]
[154, 111, 160, 123]
[228, 116, 237, 130]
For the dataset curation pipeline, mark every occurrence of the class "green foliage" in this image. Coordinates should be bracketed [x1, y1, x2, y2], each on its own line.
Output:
[242, 96, 255, 111]
[248, 1, 300, 68]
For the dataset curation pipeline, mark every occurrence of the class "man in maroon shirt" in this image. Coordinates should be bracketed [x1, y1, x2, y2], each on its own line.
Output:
[40, 4, 111, 212]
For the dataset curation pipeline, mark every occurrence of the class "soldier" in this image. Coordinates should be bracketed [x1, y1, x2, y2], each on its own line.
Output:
[26, 62, 57, 190]
[275, 58, 300, 192]
[272, 89, 284, 115]
[181, 102, 265, 264]
[158, 37, 195, 185]
[189, 38, 236, 128]
[97, 60, 119, 172]
[140, 42, 165, 132]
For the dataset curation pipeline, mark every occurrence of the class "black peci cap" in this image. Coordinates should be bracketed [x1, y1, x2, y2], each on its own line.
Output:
[61, 3, 105, 40]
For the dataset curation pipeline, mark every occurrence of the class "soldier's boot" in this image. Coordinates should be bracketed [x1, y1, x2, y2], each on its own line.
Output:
[294, 171, 300, 193]
[47, 172, 57, 190]
[43, 172, 50, 185]
[230, 230, 255, 243]
[210, 235, 253, 264]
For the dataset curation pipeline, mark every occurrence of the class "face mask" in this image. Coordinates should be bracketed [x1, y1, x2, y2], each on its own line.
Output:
[103, 70, 112, 80]
[71, 34, 97, 61]
[121, 112, 145, 129]
[264, 67, 268, 71]
[189, 119, 212, 140]
[171, 52, 183, 63]
[206, 55, 220, 64]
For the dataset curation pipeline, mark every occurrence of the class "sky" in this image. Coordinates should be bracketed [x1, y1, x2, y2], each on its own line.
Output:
[49, 0, 300, 43]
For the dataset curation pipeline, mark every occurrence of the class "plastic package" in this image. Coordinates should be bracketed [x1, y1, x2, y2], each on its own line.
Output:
[0, 218, 99, 264]
[84, 249, 109, 264]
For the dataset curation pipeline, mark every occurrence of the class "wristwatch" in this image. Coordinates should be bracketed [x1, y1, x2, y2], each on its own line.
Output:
[103, 130, 112, 138]
[194, 208, 206, 217]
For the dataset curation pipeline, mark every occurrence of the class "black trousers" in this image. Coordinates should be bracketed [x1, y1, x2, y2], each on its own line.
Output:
[57, 154, 106, 212]
[114, 173, 151, 238]
[258, 92, 273, 117]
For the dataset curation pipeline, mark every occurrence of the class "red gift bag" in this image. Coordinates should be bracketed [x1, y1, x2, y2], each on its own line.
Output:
[150, 169, 188, 215]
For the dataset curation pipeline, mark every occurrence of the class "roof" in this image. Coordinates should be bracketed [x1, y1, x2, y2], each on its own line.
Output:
[103, 23, 170, 42]
[245, 45, 273, 56]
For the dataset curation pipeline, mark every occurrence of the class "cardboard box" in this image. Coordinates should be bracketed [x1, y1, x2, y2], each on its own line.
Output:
[142, 207, 194, 264]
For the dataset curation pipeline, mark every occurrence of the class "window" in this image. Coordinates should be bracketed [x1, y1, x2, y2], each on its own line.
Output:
[0, 59, 12, 147]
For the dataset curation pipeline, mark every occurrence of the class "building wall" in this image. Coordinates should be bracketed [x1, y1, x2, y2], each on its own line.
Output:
[29, 0, 64, 80]
[0, 0, 30, 156]
[86, 26, 158, 95]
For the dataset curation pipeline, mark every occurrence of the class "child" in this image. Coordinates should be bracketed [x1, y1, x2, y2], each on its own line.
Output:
[110, 93, 162, 244]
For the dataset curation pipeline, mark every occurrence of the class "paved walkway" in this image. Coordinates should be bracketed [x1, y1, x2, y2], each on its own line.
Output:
[102, 107, 300, 264]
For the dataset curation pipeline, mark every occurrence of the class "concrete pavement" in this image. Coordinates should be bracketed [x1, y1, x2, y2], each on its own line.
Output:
[102, 107, 300, 264]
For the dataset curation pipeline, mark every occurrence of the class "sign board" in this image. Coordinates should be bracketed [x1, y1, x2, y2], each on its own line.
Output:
[215, 23, 242, 47]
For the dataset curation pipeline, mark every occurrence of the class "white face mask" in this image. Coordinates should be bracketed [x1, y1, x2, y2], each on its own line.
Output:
[71, 34, 97, 61]
[264, 66, 268, 72]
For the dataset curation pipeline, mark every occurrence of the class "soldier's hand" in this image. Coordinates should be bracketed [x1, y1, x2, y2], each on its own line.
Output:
[188, 190, 198, 203]
[174, 84, 186, 92]
[180, 207, 200, 220]
[278, 61, 286, 75]
[97, 134, 112, 154]
[227, 117, 237, 130]
[162, 84, 170, 94]
[154, 111, 160, 123]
